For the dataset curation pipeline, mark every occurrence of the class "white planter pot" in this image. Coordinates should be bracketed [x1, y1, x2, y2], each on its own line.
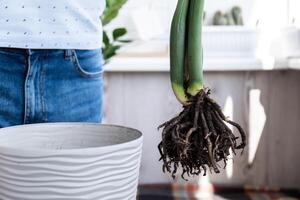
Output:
[0, 123, 143, 200]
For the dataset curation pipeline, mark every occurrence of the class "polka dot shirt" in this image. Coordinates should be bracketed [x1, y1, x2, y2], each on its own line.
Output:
[0, 0, 106, 49]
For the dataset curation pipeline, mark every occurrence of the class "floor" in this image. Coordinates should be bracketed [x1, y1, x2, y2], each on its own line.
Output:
[137, 184, 300, 200]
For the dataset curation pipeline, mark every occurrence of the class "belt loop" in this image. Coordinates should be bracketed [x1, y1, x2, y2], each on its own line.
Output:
[64, 49, 73, 60]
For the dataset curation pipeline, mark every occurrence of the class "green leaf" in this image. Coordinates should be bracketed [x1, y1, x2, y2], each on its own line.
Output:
[101, 10, 118, 26]
[103, 31, 110, 46]
[117, 39, 132, 43]
[103, 45, 121, 60]
[113, 28, 127, 40]
[101, 0, 127, 26]
[106, 0, 127, 9]
[106, 0, 122, 7]
[100, 0, 131, 63]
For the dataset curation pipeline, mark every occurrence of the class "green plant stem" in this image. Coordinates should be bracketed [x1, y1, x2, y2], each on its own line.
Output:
[170, 0, 190, 104]
[187, 0, 205, 96]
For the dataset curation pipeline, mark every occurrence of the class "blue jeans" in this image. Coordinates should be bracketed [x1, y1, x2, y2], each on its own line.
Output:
[0, 48, 103, 128]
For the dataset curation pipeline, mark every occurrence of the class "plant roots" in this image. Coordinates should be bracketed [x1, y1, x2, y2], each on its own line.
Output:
[158, 88, 246, 180]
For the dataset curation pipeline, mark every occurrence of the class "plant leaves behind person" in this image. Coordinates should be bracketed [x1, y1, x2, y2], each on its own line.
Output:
[103, 31, 110, 46]
[102, 28, 131, 64]
[101, 0, 131, 64]
[101, 0, 127, 26]
[102, 44, 121, 61]
[113, 28, 127, 40]
[158, 0, 246, 181]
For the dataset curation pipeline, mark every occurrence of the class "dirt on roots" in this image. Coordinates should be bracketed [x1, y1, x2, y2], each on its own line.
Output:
[158, 88, 246, 180]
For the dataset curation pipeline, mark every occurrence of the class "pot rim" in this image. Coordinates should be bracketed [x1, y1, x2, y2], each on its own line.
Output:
[0, 122, 143, 155]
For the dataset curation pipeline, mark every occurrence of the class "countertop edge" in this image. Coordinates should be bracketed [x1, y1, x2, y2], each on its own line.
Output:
[103, 57, 299, 72]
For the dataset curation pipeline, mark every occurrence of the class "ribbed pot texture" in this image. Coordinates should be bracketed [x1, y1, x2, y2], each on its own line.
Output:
[0, 123, 143, 200]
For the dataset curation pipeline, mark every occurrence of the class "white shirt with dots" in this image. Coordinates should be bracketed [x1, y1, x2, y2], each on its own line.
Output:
[0, 0, 106, 49]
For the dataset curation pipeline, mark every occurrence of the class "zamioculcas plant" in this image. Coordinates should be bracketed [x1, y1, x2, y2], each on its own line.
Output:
[158, 0, 246, 180]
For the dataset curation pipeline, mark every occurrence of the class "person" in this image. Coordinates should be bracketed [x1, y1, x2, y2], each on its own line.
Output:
[0, 0, 106, 128]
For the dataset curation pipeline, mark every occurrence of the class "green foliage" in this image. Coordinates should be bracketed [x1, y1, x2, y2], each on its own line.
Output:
[113, 28, 127, 40]
[101, 0, 130, 64]
[101, 0, 127, 26]
[102, 28, 131, 62]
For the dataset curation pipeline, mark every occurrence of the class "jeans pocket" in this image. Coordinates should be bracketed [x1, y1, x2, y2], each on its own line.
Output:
[71, 49, 103, 79]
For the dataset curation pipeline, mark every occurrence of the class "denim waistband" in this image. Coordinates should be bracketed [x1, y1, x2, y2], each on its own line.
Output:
[0, 47, 73, 56]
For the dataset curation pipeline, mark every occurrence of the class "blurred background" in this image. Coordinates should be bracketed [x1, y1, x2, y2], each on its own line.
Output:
[101, 0, 300, 199]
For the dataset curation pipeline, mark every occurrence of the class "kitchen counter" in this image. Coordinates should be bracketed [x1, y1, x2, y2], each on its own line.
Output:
[104, 55, 300, 72]
[104, 27, 300, 72]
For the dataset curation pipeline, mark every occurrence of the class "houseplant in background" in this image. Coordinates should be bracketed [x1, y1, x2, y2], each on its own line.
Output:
[205, 5, 259, 59]
[213, 6, 244, 26]
[158, 0, 246, 180]
[101, 0, 131, 64]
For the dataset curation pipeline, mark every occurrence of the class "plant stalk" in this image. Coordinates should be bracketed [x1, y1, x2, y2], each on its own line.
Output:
[186, 0, 205, 96]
